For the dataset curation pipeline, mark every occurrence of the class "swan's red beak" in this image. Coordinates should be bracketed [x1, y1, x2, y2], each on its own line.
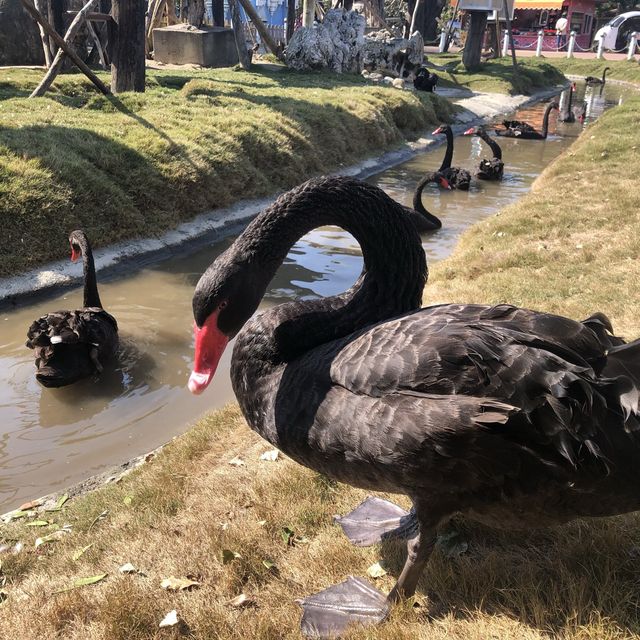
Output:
[432, 126, 444, 135]
[70, 245, 80, 262]
[463, 127, 475, 135]
[439, 177, 452, 190]
[188, 311, 229, 395]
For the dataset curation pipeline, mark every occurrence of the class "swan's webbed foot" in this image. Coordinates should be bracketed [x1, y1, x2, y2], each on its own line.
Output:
[334, 496, 418, 547]
[298, 576, 390, 638]
[89, 347, 103, 373]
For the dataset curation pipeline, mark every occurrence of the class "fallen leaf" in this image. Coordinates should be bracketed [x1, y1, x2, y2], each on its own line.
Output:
[72, 544, 93, 561]
[119, 563, 138, 574]
[88, 510, 109, 532]
[25, 520, 49, 527]
[0, 589, 7, 603]
[73, 574, 108, 588]
[367, 562, 387, 579]
[8, 510, 32, 521]
[18, 499, 43, 511]
[281, 527, 295, 545]
[35, 530, 68, 548]
[257, 520, 267, 526]
[159, 609, 179, 628]
[259, 449, 279, 462]
[262, 559, 275, 570]
[221, 549, 241, 564]
[160, 576, 200, 591]
[123, 496, 133, 506]
[228, 457, 245, 467]
[437, 532, 469, 558]
[46, 494, 69, 512]
[227, 593, 255, 608]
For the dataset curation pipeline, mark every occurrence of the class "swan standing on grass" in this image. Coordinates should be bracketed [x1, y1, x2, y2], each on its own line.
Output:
[26, 230, 118, 387]
[189, 176, 640, 638]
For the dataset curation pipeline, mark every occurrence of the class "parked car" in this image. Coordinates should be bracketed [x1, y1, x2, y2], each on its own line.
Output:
[594, 11, 640, 51]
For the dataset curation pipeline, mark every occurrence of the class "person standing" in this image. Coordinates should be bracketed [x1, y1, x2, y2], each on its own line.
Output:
[555, 12, 568, 50]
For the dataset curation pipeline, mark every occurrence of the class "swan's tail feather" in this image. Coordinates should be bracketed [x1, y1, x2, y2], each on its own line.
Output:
[601, 339, 640, 430]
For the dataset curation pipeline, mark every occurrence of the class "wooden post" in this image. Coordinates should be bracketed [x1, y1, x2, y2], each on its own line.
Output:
[34, 0, 53, 67]
[186, 0, 204, 26]
[286, 0, 295, 41]
[236, 0, 284, 59]
[111, 0, 146, 93]
[86, 18, 107, 68]
[20, 0, 110, 96]
[228, 0, 251, 69]
[409, 0, 421, 33]
[443, 0, 460, 52]
[302, 0, 314, 27]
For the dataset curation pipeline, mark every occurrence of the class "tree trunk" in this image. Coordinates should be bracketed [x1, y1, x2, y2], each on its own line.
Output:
[302, 0, 314, 27]
[212, 0, 224, 26]
[236, 0, 283, 58]
[422, 0, 442, 41]
[0, 0, 45, 64]
[186, 0, 203, 26]
[286, 0, 295, 41]
[462, 10, 487, 70]
[228, 0, 251, 69]
[110, 0, 145, 93]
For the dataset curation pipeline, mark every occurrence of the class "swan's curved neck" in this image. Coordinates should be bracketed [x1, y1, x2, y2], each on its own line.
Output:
[438, 128, 454, 171]
[541, 103, 554, 138]
[478, 130, 502, 160]
[79, 237, 102, 308]
[231, 181, 427, 367]
[413, 176, 442, 228]
[602, 67, 609, 82]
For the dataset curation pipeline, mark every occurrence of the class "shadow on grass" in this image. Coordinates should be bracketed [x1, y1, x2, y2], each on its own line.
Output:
[374, 515, 640, 635]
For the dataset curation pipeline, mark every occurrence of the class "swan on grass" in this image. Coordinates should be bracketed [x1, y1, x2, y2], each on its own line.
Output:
[189, 176, 640, 638]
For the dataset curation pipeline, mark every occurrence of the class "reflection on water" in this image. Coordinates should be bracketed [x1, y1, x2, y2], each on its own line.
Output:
[0, 82, 632, 512]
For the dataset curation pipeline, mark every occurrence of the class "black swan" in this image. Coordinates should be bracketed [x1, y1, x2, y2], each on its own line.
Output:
[432, 125, 471, 190]
[495, 102, 559, 140]
[463, 126, 504, 180]
[26, 230, 118, 387]
[559, 82, 578, 123]
[399, 171, 449, 232]
[413, 67, 438, 92]
[188, 176, 640, 638]
[585, 66, 610, 86]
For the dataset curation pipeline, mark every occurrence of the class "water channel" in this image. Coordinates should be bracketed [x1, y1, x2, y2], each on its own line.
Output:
[0, 81, 632, 512]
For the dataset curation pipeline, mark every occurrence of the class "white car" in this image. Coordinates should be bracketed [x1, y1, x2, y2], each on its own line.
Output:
[594, 11, 640, 51]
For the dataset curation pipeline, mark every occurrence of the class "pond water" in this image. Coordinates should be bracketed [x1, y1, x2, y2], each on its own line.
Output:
[0, 81, 632, 512]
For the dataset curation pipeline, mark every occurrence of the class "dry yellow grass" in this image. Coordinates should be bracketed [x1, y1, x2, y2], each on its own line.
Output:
[2, 95, 640, 640]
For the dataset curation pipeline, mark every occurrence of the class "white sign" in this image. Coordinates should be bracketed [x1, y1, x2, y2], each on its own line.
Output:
[458, 0, 515, 19]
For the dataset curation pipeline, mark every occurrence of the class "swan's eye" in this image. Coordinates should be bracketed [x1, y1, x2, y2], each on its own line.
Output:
[218, 300, 228, 311]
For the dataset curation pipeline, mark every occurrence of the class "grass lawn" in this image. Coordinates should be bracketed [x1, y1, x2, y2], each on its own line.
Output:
[535, 57, 640, 86]
[1, 96, 639, 639]
[428, 54, 565, 95]
[0, 66, 454, 277]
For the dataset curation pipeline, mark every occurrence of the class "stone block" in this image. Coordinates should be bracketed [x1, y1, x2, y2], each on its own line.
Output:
[153, 24, 239, 67]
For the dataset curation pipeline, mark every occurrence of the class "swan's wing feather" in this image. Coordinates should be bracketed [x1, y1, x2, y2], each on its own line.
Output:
[320, 304, 635, 470]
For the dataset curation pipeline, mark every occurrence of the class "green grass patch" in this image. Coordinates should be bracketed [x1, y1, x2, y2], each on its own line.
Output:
[428, 53, 566, 94]
[534, 57, 640, 86]
[0, 66, 454, 277]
